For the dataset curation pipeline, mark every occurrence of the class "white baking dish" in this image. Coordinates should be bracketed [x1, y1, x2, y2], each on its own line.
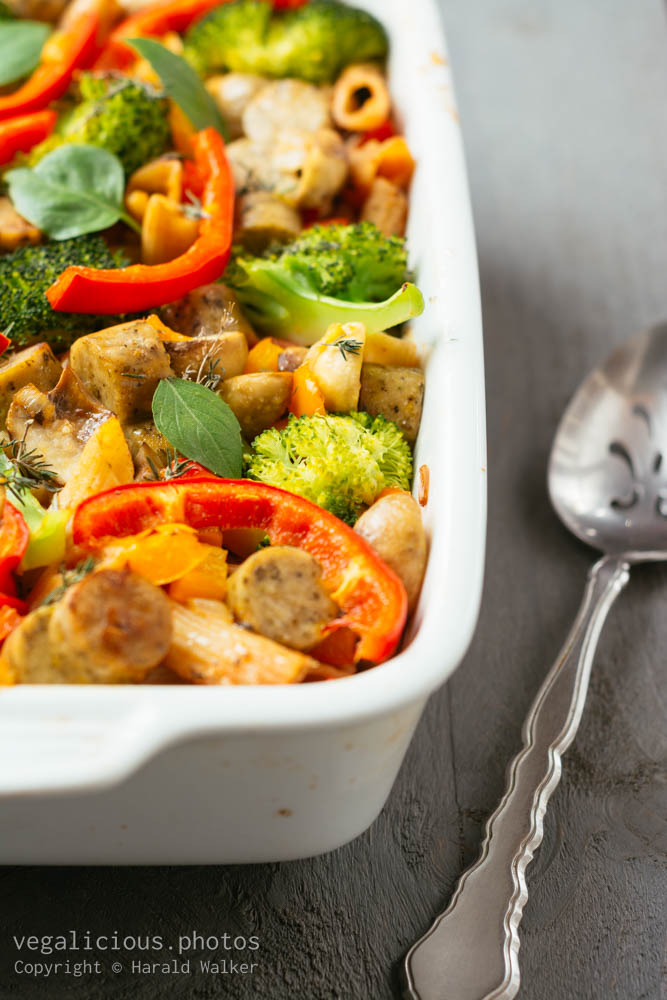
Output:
[0, 0, 486, 863]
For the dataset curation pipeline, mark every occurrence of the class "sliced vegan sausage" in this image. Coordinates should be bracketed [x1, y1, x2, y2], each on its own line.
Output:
[354, 491, 427, 613]
[227, 546, 339, 651]
[48, 569, 173, 684]
[359, 363, 425, 446]
[3, 606, 59, 684]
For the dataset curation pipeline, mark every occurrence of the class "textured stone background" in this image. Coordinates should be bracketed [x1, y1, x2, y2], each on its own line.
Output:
[1, 1, 666, 998]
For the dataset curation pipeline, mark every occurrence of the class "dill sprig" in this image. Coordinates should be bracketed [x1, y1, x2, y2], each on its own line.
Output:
[41, 558, 96, 607]
[145, 446, 196, 482]
[333, 337, 363, 361]
[1, 426, 61, 501]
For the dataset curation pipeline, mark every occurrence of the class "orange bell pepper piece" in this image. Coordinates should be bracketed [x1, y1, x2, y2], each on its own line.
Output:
[289, 365, 325, 417]
[100, 523, 211, 586]
[145, 314, 192, 342]
[168, 546, 228, 602]
[245, 339, 283, 374]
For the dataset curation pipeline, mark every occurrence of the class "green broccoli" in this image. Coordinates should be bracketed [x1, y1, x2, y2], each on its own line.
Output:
[246, 411, 412, 525]
[28, 75, 170, 175]
[280, 222, 411, 299]
[184, 0, 388, 83]
[224, 222, 424, 345]
[0, 235, 130, 349]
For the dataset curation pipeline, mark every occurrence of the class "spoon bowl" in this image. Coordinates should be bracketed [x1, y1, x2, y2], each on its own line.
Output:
[549, 321, 667, 560]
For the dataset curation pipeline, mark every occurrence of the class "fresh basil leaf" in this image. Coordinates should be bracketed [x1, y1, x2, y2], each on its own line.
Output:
[0, 20, 50, 86]
[6, 144, 139, 240]
[128, 37, 229, 141]
[152, 377, 243, 478]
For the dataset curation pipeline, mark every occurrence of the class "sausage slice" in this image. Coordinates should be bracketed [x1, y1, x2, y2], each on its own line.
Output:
[227, 546, 338, 651]
[48, 569, 173, 684]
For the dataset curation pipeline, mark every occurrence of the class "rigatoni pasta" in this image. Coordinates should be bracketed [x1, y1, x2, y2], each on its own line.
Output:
[332, 62, 391, 131]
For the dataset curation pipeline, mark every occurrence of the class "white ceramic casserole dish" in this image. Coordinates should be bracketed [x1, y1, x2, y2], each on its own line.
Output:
[0, 0, 486, 864]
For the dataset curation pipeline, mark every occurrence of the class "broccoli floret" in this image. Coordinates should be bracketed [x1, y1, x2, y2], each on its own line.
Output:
[224, 222, 424, 345]
[0, 236, 130, 349]
[246, 411, 412, 525]
[184, 0, 388, 83]
[29, 75, 170, 175]
[185, 0, 270, 77]
[280, 222, 411, 300]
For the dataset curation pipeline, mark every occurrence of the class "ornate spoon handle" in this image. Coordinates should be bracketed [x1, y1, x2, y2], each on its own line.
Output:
[403, 553, 630, 1000]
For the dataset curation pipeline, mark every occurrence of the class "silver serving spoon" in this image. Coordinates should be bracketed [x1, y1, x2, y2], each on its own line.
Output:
[404, 321, 667, 1000]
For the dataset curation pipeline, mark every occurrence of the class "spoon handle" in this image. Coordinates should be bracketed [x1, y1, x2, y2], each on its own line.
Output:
[403, 553, 630, 1000]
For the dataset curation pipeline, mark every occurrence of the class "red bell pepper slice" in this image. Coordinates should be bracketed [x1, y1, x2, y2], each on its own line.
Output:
[0, 12, 100, 121]
[0, 501, 29, 597]
[0, 109, 57, 166]
[47, 127, 234, 314]
[360, 119, 397, 145]
[0, 327, 12, 357]
[73, 478, 407, 664]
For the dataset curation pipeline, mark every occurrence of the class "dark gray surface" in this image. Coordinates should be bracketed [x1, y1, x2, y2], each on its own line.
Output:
[1, 1, 666, 998]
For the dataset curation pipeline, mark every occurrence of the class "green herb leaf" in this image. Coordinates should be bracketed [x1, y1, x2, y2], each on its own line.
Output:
[152, 377, 243, 478]
[5, 144, 140, 240]
[128, 37, 229, 141]
[0, 20, 50, 86]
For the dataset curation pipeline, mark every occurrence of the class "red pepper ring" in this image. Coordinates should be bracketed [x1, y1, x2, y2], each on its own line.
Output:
[0, 110, 57, 166]
[72, 478, 408, 664]
[46, 127, 234, 315]
[0, 12, 100, 121]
